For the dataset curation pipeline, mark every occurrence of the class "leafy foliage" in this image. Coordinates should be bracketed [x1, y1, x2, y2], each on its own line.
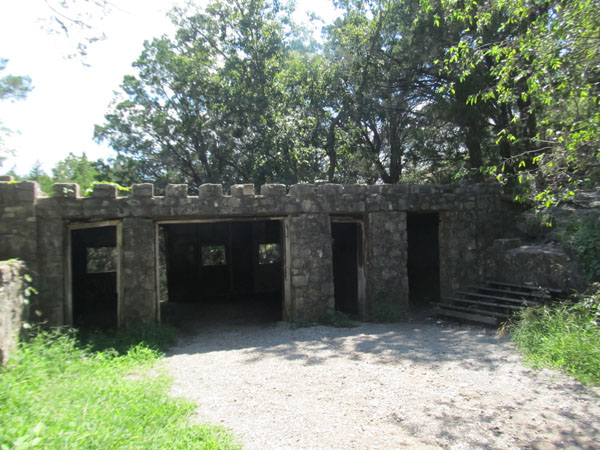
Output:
[16, 152, 107, 196]
[0, 328, 239, 449]
[91, 0, 597, 207]
[0, 59, 32, 167]
[95, 0, 327, 190]
[439, 0, 600, 203]
[0, 59, 32, 101]
[508, 292, 600, 385]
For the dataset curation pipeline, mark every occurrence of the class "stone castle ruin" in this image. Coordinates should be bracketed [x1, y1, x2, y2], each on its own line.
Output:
[0, 177, 502, 329]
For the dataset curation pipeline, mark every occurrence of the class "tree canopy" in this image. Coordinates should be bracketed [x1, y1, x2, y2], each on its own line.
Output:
[0, 59, 33, 167]
[93, 0, 599, 203]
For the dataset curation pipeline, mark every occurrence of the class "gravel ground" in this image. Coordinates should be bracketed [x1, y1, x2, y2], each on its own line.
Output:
[165, 317, 600, 450]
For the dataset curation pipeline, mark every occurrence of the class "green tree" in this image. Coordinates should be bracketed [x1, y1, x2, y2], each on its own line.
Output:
[440, 0, 600, 203]
[27, 161, 54, 194]
[95, 0, 328, 191]
[322, 0, 492, 183]
[52, 152, 100, 190]
[0, 59, 32, 168]
[0, 59, 32, 101]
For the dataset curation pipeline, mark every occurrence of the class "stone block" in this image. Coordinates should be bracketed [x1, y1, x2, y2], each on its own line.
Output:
[343, 184, 368, 196]
[91, 183, 117, 199]
[260, 184, 287, 197]
[289, 184, 315, 197]
[317, 184, 343, 197]
[231, 184, 255, 197]
[15, 181, 39, 202]
[132, 183, 154, 198]
[367, 184, 390, 195]
[53, 183, 79, 198]
[0, 176, 14, 182]
[166, 184, 188, 198]
[198, 184, 223, 198]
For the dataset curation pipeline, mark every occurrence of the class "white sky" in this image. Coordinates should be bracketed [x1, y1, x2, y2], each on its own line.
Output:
[0, 0, 338, 175]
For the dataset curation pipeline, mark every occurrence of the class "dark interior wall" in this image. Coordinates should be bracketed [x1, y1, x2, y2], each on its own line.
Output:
[407, 213, 440, 308]
[71, 226, 118, 329]
[331, 222, 361, 316]
[162, 220, 283, 317]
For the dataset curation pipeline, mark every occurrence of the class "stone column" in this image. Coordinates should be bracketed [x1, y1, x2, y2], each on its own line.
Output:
[120, 218, 157, 327]
[365, 211, 409, 313]
[0, 181, 42, 324]
[288, 213, 334, 321]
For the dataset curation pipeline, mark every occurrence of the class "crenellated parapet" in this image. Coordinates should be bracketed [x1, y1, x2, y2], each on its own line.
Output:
[12, 181, 501, 222]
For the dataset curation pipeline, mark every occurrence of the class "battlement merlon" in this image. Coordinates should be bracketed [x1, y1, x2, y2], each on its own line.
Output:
[0, 180, 500, 201]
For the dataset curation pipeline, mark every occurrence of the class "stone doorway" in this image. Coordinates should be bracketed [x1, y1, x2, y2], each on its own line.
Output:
[331, 219, 365, 317]
[69, 222, 120, 329]
[158, 219, 286, 325]
[407, 213, 440, 309]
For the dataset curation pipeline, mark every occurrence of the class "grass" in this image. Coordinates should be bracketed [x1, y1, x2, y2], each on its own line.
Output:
[507, 292, 600, 386]
[0, 327, 239, 450]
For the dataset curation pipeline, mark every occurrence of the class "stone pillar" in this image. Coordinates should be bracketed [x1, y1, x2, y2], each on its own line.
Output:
[0, 260, 27, 365]
[0, 181, 41, 324]
[0, 181, 39, 263]
[365, 211, 408, 313]
[288, 213, 334, 320]
[120, 218, 156, 327]
[35, 215, 67, 326]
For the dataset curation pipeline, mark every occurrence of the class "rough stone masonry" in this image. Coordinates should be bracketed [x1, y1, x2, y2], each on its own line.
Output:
[0, 176, 501, 328]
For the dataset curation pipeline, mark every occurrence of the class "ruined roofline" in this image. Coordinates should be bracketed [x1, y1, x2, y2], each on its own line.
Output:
[0, 177, 500, 202]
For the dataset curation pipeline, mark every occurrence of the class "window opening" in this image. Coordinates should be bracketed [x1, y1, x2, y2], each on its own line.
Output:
[259, 243, 281, 265]
[201, 245, 226, 266]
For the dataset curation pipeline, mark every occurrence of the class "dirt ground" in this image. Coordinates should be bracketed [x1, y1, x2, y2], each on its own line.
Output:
[164, 316, 600, 449]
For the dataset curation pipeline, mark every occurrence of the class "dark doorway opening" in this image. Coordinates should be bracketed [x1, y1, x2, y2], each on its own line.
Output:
[71, 225, 118, 330]
[407, 213, 440, 310]
[331, 221, 362, 317]
[159, 220, 284, 325]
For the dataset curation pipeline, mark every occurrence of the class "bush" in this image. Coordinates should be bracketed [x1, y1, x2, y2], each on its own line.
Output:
[508, 291, 600, 385]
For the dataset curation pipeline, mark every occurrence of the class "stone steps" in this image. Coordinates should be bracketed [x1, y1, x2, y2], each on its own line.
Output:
[435, 281, 564, 326]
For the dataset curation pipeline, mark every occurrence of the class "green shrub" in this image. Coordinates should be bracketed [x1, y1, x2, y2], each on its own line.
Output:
[508, 292, 600, 385]
[0, 328, 238, 450]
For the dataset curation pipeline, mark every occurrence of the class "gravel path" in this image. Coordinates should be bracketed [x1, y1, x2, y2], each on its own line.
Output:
[165, 318, 600, 449]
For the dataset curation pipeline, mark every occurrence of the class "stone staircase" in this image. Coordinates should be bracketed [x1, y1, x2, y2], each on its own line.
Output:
[432, 281, 564, 326]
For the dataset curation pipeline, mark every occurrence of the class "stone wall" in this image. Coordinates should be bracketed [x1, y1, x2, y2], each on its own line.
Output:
[0, 178, 503, 327]
[288, 213, 334, 320]
[366, 211, 408, 314]
[0, 177, 39, 273]
[0, 260, 27, 365]
[485, 240, 585, 293]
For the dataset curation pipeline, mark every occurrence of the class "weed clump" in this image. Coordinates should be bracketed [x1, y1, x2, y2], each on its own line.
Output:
[507, 286, 600, 385]
[0, 327, 238, 450]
